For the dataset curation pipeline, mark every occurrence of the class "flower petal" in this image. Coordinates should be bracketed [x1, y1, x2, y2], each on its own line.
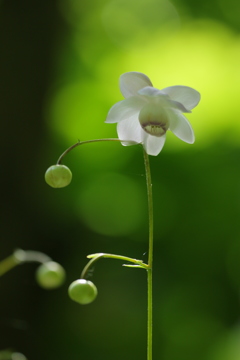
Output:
[138, 87, 191, 113]
[143, 132, 166, 156]
[162, 85, 200, 110]
[117, 115, 143, 145]
[169, 100, 191, 113]
[105, 96, 144, 123]
[138, 86, 167, 97]
[120, 72, 153, 98]
[168, 110, 195, 144]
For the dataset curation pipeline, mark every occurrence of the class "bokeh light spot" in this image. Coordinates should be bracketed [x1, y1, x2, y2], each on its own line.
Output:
[101, 0, 180, 48]
[76, 172, 145, 236]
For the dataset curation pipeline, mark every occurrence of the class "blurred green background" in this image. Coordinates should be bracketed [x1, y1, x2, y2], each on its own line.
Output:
[1, 0, 240, 359]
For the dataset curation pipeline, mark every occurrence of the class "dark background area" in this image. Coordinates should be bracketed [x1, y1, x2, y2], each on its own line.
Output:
[1, 1, 240, 360]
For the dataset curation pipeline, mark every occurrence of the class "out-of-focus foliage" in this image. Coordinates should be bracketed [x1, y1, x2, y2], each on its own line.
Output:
[1, 0, 240, 360]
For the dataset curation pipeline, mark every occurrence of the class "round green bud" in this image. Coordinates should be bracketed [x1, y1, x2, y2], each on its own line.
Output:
[36, 261, 66, 289]
[68, 279, 98, 305]
[45, 165, 72, 188]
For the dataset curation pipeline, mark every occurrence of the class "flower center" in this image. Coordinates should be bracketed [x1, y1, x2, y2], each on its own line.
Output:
[138, 104, 169, 137]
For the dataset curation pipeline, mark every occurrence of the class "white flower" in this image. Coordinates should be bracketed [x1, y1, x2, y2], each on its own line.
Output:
[105, 72, 200, 156]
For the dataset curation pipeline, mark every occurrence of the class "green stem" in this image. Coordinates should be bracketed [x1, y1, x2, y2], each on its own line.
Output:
[143, 148, 153, 360]
[0, 249, 52, 277]
[0, 254, 20, 277]
[81, 252, 148, 279]
[57, 138, 138, 165]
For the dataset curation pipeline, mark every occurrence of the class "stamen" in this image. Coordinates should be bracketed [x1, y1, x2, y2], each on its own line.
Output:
[138, 104, 169, 137]
[144, 124, 167, 137]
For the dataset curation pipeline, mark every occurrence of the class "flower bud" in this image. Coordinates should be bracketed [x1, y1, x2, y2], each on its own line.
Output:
[36, 261, 66, 289]
[68, 279, 98, 305]
[45, 165, 72, 188]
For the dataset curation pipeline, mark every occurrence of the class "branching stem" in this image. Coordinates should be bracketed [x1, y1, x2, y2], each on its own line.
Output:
[58, 140, 154, 360]
[81, 252, 148, 279]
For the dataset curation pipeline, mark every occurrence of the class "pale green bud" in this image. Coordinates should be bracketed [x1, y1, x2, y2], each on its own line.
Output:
[45, 165, 72, 188]
[68, 279, 98, 305]
[36, 261, 66, 289]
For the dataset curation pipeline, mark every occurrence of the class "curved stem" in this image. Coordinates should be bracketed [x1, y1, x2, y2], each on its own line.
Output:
[15, 250, 52, 264]
[0, 249, 52, 277]
[81, 252, 148, 279]
[57, 138, 138, 164]
[143, 148, 154, 360]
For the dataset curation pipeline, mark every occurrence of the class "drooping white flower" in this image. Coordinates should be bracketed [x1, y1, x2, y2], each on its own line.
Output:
[105, 72, 200, 156]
